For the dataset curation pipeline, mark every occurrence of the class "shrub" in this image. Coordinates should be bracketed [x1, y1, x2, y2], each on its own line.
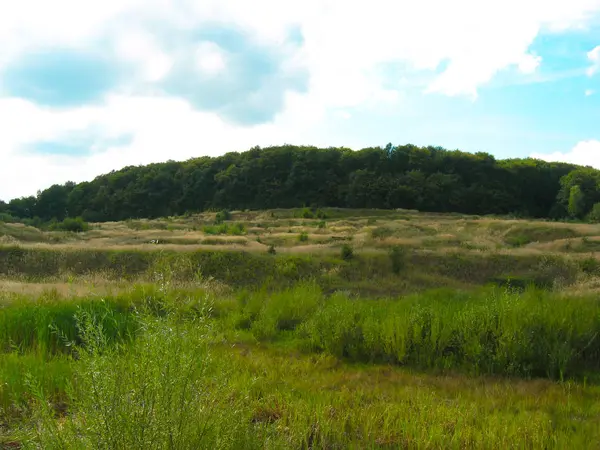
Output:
[203, 223, 245, 236]
[388, 245, 407, 274]
[371, 226, 394, 239]
[49, 217, 89, 233]
[0, 212, 16, 223]
[300, 207, 314, 219]
[215, 209, 231, 224]
[587, 203, 600, 223]
[298, 232, 309, 242]
[267, 245, 277, 255]
[341, 244, 354, 261]
[315, 209, 328, 219]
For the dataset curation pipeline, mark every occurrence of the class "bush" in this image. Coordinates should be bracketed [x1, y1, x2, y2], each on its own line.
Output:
[388, 246, 407, 274]
[0, 212, 16, 223]
[203, 223, 245, 236]
[298, 232, 309, 242]
[49, 217, 89, 233]
[587, 203, 600, 223]
[371, 226, 394, 239]
[341, 244, 354, 261]
[315, 209, 328, 219]
[267, 245, 277, 255]
[215, 210, 231, 224]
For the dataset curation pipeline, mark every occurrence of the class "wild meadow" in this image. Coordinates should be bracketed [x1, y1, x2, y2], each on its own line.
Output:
[2, 208, 600, 448]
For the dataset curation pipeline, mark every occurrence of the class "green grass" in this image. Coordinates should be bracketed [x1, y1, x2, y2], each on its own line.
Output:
[1, 288, 600, 448]
[4, 208, 600, 447]
[502, 224, 580, 247]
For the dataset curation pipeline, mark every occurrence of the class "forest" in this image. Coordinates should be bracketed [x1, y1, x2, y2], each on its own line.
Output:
[1, 143, 600, 223]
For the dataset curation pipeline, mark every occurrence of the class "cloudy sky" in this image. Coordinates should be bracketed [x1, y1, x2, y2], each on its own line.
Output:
[1, 0, 600, 201]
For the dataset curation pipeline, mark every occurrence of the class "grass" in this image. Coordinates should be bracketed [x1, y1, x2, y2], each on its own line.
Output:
[3, 208, 600, 448]
[2, 285, 600, 448]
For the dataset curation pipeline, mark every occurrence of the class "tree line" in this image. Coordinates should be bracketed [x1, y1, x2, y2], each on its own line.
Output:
[1, 143, 599, 224]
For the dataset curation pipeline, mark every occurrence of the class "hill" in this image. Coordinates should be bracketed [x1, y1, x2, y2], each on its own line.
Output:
[3, 143, 600, 223]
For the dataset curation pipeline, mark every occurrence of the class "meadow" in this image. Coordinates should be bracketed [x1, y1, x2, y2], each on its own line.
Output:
[1, 208, 600, 448]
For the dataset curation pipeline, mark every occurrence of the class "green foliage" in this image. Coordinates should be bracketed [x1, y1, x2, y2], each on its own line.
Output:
[23, 314, 261, 449]
[557, 168, 600, 219]
[587, 202, 600, 223]
[568, 185, 586, 218]
[0, 212, 16, 223]
[203, 222, 246, 236]
[48, 217, 89, 233]
[371, 226, 394, 239]
[4, 144, 585, 223]
[299, 288, 600, 379]
[215, 209, 231, 224]
[3, 285, 600, 448]
[0, 294, 137, 355]
[297, 232, 309, 242]
[503, 225, 578, 247]
[340, 244, 354, 261]
[267, 244, 277, 255]
[388, 245, 407, 274]
[300, 207, 314, 219]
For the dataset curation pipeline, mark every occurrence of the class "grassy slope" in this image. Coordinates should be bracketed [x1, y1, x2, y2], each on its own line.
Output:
[2, 208, 600, 448]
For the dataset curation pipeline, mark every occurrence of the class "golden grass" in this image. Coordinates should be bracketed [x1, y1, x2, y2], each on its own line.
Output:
[3, 209, 600, 261]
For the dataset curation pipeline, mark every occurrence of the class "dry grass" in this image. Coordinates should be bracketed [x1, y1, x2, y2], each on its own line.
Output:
[3, 208, 600, 260]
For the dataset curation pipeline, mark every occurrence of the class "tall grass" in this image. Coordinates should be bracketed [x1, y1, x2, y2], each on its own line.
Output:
[0, 293, 137, 356]
[297, 287, 600, 379]
[21, 313, 268, 449]
[2, 285, 600, 448]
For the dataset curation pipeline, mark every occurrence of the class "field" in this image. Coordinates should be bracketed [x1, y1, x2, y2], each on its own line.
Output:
[2, 208, 600, 448]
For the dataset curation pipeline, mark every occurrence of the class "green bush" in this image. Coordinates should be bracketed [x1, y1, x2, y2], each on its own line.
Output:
[587, 203, 600, 223]
[298, 232, 309, 242]
[203, 222, 245, 236]
[388, 245, 407, 274]
[371, 226, 394, 239]
[341, 244, 354, 261]
[215, 209, 231, 224]
[0, 212, 16, 223]
[48, 217, 89, 233]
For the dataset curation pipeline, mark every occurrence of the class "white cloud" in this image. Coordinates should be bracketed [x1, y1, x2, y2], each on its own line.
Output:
[0, 93, 340, 200]
[194, 42, 227, 76]
[1, 0, 600, 200]
[587, 45, 600, 76]
[114, 30, 172, 82]
[531, 140, 600, 168]
[585, 89, 595, 96]
[2, 0, 600, 101]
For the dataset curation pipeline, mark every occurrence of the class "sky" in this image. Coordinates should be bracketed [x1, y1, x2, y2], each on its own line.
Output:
[0, 0, 600, 201]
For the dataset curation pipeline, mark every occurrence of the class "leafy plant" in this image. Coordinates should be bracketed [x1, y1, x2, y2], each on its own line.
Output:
[48, 217, 89, 233]
[341, 244, 354, 261]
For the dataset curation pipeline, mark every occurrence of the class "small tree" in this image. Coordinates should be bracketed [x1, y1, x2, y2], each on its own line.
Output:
[587, 203, 600, 223]
[568, 185, 586, 218]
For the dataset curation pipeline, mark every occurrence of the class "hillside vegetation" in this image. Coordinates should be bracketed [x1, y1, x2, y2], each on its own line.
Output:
[2, 206, 600, 447]
[3, 143, 600, 224]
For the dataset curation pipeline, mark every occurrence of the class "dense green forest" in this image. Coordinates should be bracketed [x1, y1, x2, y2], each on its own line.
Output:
[2, 144, 600, 223]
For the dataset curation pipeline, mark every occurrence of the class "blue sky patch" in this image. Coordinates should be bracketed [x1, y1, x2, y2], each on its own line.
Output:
[23, 133, 134, 157]
[1, 49, 121, 107]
